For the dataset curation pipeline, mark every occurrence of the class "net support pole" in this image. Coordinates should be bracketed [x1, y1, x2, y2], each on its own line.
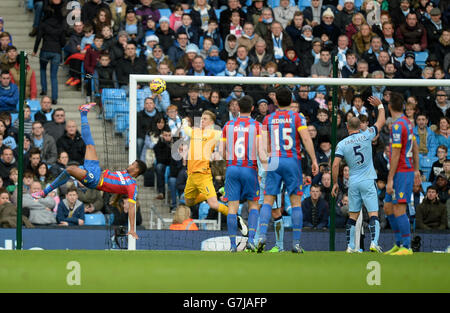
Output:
[329, 56, 339, 251]
[128, 76, 138, 251]
[16, 51, 26, 250]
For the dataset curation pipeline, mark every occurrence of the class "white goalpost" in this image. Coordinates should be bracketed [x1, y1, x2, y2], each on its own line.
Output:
[127, 74, 450, 250]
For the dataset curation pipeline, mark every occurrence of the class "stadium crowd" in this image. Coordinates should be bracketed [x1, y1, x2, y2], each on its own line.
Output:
[0, 0, 449, 232]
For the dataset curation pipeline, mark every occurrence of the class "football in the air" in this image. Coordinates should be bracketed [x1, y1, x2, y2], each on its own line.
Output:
[150, 78, 167, 94]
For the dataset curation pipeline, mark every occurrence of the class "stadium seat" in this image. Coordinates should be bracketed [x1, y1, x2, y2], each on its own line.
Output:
[10, 113, 18, 125]
[419, 155, 434, 180]
[159, 8, 172, 19]
[114, 113, 129, 133]
[26, 99, 41, 114]
[415, 51, 429, 69]
[422, 182, 432, 191]
[299, 0, 311, 10]
[215, 9, 222, 23]
[84, 213, 106, 226]
[137, 88, 152, 111]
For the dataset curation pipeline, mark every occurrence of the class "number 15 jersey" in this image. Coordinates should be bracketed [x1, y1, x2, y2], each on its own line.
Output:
[335, 126, 378, 185]
[263, 110, 307, 160]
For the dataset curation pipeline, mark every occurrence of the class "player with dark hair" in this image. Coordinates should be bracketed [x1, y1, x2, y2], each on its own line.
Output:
[383, 92, 420, 255]
[32, 103, 147, 239]
[221, 95, 267, 252]
[257, 87, 319, 253]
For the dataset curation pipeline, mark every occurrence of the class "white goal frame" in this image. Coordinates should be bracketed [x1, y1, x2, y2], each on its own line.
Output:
[127, 74, 450, 250]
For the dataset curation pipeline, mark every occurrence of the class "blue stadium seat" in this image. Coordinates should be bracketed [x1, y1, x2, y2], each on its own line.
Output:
[422, 182, 432, 191]
[299, 0, 311, 10]
[419, 155, 434, 180]
[137, 89, 152, 111]
[415, 51, 429, 69]
[159, 8, 172, 19]
[114, 113, 129, 133]
[10, 113, 18, 125]
[215, 9, 222, 23]
[26, 99, 41, 114]
[84, 213, 106, 226]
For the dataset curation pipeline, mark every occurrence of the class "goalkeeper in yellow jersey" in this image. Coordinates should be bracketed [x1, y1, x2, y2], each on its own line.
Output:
[182, 110, 248, 236]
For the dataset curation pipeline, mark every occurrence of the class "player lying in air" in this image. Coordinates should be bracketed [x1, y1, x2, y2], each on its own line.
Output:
[32, 103, 147, 240]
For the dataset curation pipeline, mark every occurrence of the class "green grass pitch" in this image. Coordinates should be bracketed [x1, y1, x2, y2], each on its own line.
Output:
[0, 250, 449, 293]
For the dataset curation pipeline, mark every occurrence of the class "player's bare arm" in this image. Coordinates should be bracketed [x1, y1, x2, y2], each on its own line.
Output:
[367, 96, 386, 131]
[331, 156, 342, 198]
[299, 128, 319, 176]
[412, 138, 421, 185]
[127, 201, 139, 240]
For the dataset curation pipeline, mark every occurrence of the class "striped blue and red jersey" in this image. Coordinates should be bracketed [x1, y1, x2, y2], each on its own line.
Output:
[222, 116, 261, 170]
[97, 169, 138, 203]
[390, 114, 415, 173]
[263, 110, 307, 159]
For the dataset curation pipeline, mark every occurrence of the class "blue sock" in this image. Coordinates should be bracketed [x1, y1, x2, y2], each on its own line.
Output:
[369, 216, 380, 246]
[43, 169, 71, 195]
[396, 214, 411, 249]
[273, 216, 284, 250]
[387, 214, 402, 247]
[346, 218, 357, 250]
[247, 209, 259, 245]
[258, 204, 272, 242]
[80, 111, 95, 146]
[227, 214, 237, 249]
[291, 206, 302, 247]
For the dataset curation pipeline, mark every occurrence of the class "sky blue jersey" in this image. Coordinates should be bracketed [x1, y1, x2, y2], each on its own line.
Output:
[335, 126, 378, 185]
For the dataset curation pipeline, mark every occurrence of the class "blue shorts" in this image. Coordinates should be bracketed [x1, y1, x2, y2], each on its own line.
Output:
[384, 171, 414, 205]
[264, 157, 302, 196]
[348, 179, 379, 213]
[79, 159, 101, 189]
[224, 166, 259, 202]
[258, 173, 283, 208]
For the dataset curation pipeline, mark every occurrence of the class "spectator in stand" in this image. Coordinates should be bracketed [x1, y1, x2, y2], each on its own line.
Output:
[167, 33, 189, 65]
[56, 120, 86, 166]
[166, 105, 182, 140]
[302, 184, 329, 230]
[335, 0, 357, 33]
[0, 120, 16, 152]
[396, 12, 428, 52]
[414, 113, 438, 156]
[0, 71, 18, 113]
[220, 98, 240, 126]
[84, 35, 104, 102]
[352, 23, 377, 56]
[177, 13, 201, 46]
[77, 181, 104, 214]
[30, 121, 57, 166]
[154, 127, 173, 200]
[429, 145, 448, 183]
[204, 45, 226, 76]
[391, 0, 414, 29]
[48, 151, 70, 182]
[108, 194, 142, 227]
[424, 8, 447, 51]
[64, 21, 84, 88]
[25, 147, 41, 173]
[273, 0, 300, 29]
[110, 0, 127, 34]
[137, 97, 158, 160]
[29, 0, 44, 37]
[435, 119, 450, 151]
[312, 8, 341, 45]
[115, 41, 147, 91]
[136, 0, 160, 31]
[34, 96, 54, 125]
[399, 51, 422, 79]
[0, 187, 34, 228]
[56, 185, 85, 226]
[238, 22, 259, 53]
[0, 32, 11, 57]
[248, 38, 274, 68]
[345, 12, 366, 48]
[23, 181, 56, 225]
[13, 105, 32, 136]
[428, 89, 450, 126]
[94, 52, 117, 97]
[119, 7, 144, 45]
[311, 47, 332, 78]
[304, 0, 324, 27]
[0, 46, 18, 72]
[43, 108, 66, 143]
[415, 185, 448, 230]
[34, 161, 53, 189]
[32, 10, 66, 105]
[93, 7, 114, 35]
[170, 205, 199, 230]
[9, 55, 37, 100]
[81, 0, 111, 26]
[265, 21, 294, 62]
[0, 147, 16, 181]
[435, 173, 449, 204]
[190, 0, 217, 34]
[178, 84, 209, 119]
